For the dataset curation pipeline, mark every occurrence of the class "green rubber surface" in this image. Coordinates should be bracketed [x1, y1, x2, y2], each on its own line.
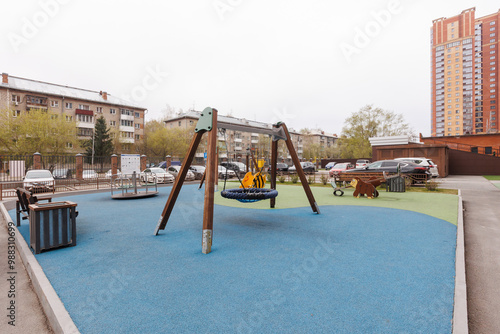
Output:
[215, 182, 458, 225]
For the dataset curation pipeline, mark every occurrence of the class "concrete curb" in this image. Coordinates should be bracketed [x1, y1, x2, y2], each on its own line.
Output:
[0, 203, 80, 334]
[452, 189, 468, 334]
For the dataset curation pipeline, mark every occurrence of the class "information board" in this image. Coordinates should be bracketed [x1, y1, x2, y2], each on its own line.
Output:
[121, 154, 141, 175]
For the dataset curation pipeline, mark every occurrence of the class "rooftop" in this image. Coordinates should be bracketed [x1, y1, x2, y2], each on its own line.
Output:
[1, 73, 146, 110]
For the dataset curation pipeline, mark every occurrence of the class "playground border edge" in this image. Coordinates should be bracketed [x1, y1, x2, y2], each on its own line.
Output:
[452, 190, 468, 334]
[0, 202, 80, 334]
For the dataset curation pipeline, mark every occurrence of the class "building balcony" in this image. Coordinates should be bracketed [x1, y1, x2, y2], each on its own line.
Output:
[77, 122, 95, 129]
[251, 140, 258, 144]
[119, 137, 134, 144]
[234, 138, 242, 143]
[120, 114, 134, 121]
[235, 146, 242, 151]
[120, 125, 135, 132]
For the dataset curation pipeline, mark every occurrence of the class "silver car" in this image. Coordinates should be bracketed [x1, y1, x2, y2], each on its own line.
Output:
[167, 166, 196, 181]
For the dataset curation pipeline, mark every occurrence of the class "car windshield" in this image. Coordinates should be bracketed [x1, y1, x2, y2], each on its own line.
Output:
[26, 170, 52, 178]
[334, 163, 349, 169]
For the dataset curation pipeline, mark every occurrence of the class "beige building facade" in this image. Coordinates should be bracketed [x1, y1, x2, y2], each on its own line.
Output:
[1, 72, 146, 152]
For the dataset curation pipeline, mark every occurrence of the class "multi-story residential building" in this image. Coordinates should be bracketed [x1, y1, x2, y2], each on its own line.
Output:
[431, 8, 499, 137]
[0, 72, 146, 151]
[164, 110, 337, 162]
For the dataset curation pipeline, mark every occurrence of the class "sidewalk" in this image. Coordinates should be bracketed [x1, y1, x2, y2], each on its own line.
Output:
[440, 176, 500, 334]
[0, 209, 53, 334]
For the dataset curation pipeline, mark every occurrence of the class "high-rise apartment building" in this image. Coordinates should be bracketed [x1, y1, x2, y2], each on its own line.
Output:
[431, 8, 499, 137]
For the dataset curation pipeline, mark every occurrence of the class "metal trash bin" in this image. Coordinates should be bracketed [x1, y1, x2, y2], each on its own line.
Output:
[28, 201, 77, 254]
[387, 176, 405, 192]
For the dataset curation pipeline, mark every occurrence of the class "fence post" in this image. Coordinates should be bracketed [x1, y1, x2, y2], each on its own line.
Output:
[140, 155, 147, 171]
[111, 154, 118, 176]
[33, 152, 42, 169]
[76, 154, 83, 180]
[166, 155, 171, 168]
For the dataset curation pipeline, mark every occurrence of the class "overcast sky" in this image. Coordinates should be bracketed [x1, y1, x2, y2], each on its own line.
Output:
[1, 1, 498, 136]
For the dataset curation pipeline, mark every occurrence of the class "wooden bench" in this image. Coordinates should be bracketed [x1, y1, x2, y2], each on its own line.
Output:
[15, 188, 53, 227]
[334, 172, 428, 188]
[333, 172, 387, 187]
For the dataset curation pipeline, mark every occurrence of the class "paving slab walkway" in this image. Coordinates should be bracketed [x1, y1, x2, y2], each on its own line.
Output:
[440, 175, 500, 334]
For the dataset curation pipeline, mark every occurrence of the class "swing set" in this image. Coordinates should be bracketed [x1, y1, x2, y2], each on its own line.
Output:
[154, 107, 320, 254]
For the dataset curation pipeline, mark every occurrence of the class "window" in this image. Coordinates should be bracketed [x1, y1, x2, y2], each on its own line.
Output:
[491, 21, 496, 25]
[490, 33, 496, 37]
[110, 108, 116, 114]
[78, 104, 90, 110]
[121, 120, 134, 127]
[77, 114, 93, 123]
[135, 124, 140, 129]
[65, 102, 73, 109]
[96, 107, 103, 113]
[135, 135, 140, 140]
[178, 121, 181, 126]
[491, 27, 496, 31]
[120, 108, 133, 116]
[12, 110, 20, 117]
[66, 142, 73, 148]
[110, 121, 116, 126]
[189, 120, 194, 125]
[50, 101, 59, 107]
[135, 112, 140, 118]
[65, 115, 73, 122]
[11, 95, 21, 103]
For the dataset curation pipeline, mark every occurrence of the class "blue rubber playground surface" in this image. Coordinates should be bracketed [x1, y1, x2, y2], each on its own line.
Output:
[11, 184, 457, 333]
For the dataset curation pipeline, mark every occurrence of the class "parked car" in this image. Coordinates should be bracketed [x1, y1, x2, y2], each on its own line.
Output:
[324, 162, 336, 170]
[167, 166, 196, 181]
[220, 162, 247, 174]
[158, 161, 181, 169]
[395, 157, 439, 178]
[23, 169, 55, 192]
[105, 169, 123, 179]
[189, 165, 206, 180]
[269, 162, 289, 173]
[82, 170, 98, 179]
[329, 163, 354, 177]
[52, 168, 72, 179]
[288, 161, 316, 174]
[343, 160, 431, 178]
[140, 167, 175, 184]
[218, 165, 236, 179]
[355, 159, 370, 168]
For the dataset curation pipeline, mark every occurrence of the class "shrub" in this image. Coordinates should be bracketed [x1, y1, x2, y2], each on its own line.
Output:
[307, 175, 315, 184]
[291, 174, 299, 184]
[278, 175, 286, 183]
[425, 178, 440, 191]
[320, 174, 329, 185]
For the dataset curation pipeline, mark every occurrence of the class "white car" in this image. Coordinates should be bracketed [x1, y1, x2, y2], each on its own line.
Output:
[82, 170, 98, 179]
[140, 167, 175, 184]
[395, 157, 439, 178]
[23, 169, 55, 192]
[167, 166, 196, 181]
[218, 165, 236, 179]
[105, 169, 122, 179]
[355, 159, 370, 168]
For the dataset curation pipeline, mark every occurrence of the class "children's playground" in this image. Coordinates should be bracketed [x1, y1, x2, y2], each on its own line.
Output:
[3, 108, 460, 333]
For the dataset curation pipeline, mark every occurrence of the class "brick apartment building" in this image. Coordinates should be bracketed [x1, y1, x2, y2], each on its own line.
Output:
[0, 72, 146, 152]
[431, 7, 499, 137]
[164, 110, 337, 162]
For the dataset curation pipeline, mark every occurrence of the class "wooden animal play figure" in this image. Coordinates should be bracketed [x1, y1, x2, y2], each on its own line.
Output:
[350, 177, 379, 199]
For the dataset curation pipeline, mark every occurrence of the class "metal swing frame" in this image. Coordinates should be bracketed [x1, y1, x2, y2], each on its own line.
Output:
[154, 107, 320, 254]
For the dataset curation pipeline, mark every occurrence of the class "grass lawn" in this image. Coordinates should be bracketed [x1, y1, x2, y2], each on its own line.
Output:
[483, 175, 500, 180]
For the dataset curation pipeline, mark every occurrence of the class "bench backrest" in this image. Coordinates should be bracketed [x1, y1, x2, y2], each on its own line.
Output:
[16, 188, 38, 212]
